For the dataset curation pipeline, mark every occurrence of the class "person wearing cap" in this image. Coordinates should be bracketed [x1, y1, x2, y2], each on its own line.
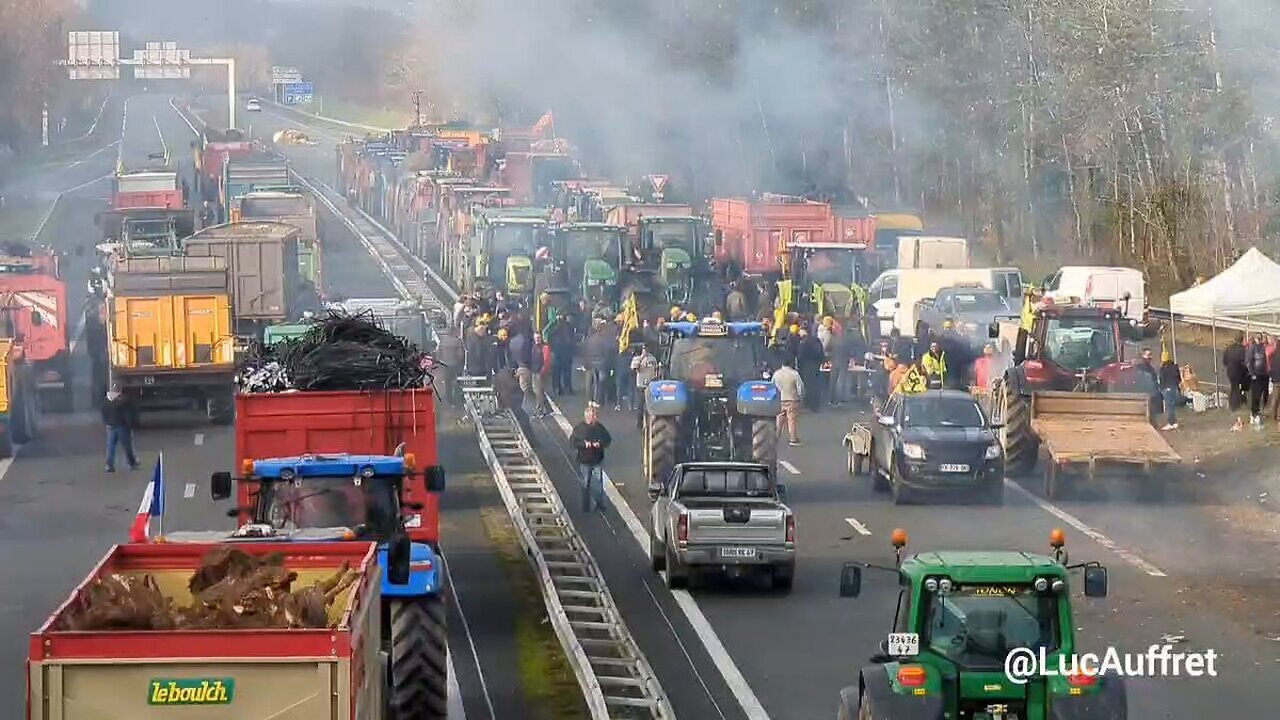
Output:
[669, 306, 683, 322]
[1157, 349, 1181, 430]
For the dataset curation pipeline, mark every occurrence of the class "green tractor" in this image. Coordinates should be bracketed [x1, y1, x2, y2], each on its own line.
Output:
[835, 528, 1125, 720]
[554, 222, 627, 311]
[637, 215, 708, 308]
[467, 207, 551, 302]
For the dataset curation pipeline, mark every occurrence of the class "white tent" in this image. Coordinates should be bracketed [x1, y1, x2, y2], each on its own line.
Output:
[1168, 247, 1280, 319]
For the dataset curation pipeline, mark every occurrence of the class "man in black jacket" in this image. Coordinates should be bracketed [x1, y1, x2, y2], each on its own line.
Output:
[1246, 333, 1269, 425]
[1222, 333, 1247, 411]
[102, 384, 140, 472]
[570, 404, 612, 513]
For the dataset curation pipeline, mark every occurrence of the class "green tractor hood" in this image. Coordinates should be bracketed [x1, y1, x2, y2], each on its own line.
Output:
[660, 246, 692, 270]
[583, 258, 617, 285]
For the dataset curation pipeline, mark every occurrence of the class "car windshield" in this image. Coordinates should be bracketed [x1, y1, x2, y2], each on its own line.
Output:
[902, 396, 985, 427]
[953, 292, 1008, 312]
[925, 584, 1060, 669]
[667, 336, 762, 386]
[802, 248, 857, 286]
[564, 228, 621, 268]
[677, 468, 774, 498]
[490, 223, 543, 258]
[259, 476, 400, 537]
[1041, 316, 1118, 370]
[647, 220, 697, 254]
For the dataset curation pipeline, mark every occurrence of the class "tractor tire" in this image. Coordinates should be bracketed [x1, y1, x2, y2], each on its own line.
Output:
[750, 418, 778, 475]
[647, 416, 678, 488]
[388, 596, 449, 720]
[998, 379, 1039, 475]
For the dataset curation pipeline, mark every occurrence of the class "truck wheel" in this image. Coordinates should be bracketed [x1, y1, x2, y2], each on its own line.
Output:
[650, 531, 666, 572]
[890, 461, 913, 506]
[664, 543, 688, 590]
[771, 563, 795, 593]
[388, 596, 449, 720]
[998, 380, 1039, 475]
[647, 416, 678, 488]
[750, 418, 777, 475]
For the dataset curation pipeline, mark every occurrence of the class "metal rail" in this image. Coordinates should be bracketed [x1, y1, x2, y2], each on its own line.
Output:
[309, 171, 674, 719]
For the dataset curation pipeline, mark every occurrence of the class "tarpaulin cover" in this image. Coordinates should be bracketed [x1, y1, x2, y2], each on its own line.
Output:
[1168, 248, 1280, 318]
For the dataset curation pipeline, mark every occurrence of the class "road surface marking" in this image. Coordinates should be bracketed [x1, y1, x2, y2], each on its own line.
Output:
[845, 517, 872, 536]
[1004, 479, 1168, 577]
[544, 398, 773, 720]
[170, 96, 199, 136]
[152, 114, 168, 158]
[779, 460, 800, 475]
[193, 433, 204, 446]
[62, 173, 111, 194]
[439, 552, 491, 720]
[183, 483, 196, 499]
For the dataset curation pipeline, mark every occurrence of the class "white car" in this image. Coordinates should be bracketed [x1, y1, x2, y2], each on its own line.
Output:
[245, 98, 261, 112]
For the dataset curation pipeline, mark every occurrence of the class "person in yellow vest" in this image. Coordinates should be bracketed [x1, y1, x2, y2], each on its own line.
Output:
[887, 356, 910, 396]
[897, 364, 927, 394]
[921, 341, 947, 389]
[669, 306, 684, 322]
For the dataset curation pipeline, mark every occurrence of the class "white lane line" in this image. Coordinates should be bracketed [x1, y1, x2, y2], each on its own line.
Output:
[152, 114, 168, 158]
[447, 652, 467, 720]
[438, 552, 492, 720]
[544, 398, 773, 720]
[62, 173, 111, 194]
[779, 460, 801, 475]
[1005, 479, 1168, 577]
[170, 96, 200, 136]
[183, 483, 196, 499]
[193, 433, 204, 446]
[0, 445, 23, 483]
[845, 517, 872, 536]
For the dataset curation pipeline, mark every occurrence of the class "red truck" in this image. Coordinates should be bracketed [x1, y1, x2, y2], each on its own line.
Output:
[192, 128, 256, 204]
[234, 389, 443, 546]
[113, 171, 183, 211]
[28, 541, 385, 720]
[0, 247, 72, 410]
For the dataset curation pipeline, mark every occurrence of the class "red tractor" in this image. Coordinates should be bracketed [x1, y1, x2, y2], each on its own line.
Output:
[989, 298, 1150, 474]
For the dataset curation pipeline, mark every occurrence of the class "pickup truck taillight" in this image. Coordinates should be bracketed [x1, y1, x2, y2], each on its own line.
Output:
[677, 513, 689, 543]
[785, 514, 796, 543]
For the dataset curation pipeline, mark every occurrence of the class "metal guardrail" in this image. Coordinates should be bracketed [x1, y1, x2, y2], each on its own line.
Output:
[309, 168, 673, 719]
[1149, 307, 1280, 335]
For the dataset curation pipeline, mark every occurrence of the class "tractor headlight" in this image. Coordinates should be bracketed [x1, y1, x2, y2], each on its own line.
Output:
[924, 578, 938, 592]
[1034, 577, 1049, 592]
[1051, 579, 1065, 593]
[279, 468, 296, 481]
[361, 466, 376, 478]
[938, 578, 953, 593]
[985, 444, 1002, 460]
[902, 443, 925, 461]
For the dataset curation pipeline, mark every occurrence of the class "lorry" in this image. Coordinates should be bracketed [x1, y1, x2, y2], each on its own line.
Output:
[834, 528, 1126, 720]
[0, 247, 73, 410]
[183, 221, 303, 339]
[646, 461, 796, 592]
[103, 255, 237, 424]
[239, 189, 322, 292]
[898, 235, 969, 269]
[0, 338, 37, 456]
[112, 170, 183, 211]
[499, 151, 579, 206]
[643, 318, 780, 488]
[28, 540, 395, 720]
[710, 195, 832, 276]
[220, 152, 291, 223]
[192, 127, 255, 203]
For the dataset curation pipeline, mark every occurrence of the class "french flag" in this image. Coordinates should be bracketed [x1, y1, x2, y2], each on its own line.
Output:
[128, 454, 165, 543]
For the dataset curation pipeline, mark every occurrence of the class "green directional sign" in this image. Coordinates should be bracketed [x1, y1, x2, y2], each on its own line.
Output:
[147, 677, 235, 705]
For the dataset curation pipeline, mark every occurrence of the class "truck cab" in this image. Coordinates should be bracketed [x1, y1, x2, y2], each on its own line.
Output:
[835, 529, 1124, 720]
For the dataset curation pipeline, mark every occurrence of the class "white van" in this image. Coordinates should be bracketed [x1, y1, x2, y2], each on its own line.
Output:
[1041, 266, 1149, 335]
[869, 267, 1023, 335]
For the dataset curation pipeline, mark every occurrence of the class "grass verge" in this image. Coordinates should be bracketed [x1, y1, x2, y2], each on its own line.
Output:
[294, 97, 413, 129]
[472, 474, 589, 720]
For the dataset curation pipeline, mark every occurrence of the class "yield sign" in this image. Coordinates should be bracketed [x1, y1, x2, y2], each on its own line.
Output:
[647, 174, 669, 195]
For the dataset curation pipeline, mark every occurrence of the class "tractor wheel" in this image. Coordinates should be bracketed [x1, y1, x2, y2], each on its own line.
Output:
[647, 416, 678, 488]
[750, 418, 778, 475]
[998, 379, 1039, 475]
[388, 596, 449, 720]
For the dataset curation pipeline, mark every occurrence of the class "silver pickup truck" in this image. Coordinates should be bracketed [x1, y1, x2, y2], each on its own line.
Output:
[647, 461, 796, 592]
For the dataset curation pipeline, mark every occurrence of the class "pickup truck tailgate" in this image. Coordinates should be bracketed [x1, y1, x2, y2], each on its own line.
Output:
[686, 501, 788, 544]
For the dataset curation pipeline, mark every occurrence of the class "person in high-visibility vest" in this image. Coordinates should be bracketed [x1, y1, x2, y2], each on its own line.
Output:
[897, 364, 927, 394]
[921, 341, 948, 390]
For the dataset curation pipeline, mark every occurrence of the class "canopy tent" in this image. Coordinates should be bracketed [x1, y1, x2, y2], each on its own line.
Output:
[1168, 247, 1280, 319]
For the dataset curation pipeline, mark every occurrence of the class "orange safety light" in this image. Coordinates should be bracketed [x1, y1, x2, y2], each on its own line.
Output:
[1049, 528, 1066, 548]
[891, 528, 909, 548]
[341, 529, 357, 540]
[403, 453, 417, 470]
[241, 459, 254, 476]
[897, 665, 927, 687]
[1066, 670, 1097, 687]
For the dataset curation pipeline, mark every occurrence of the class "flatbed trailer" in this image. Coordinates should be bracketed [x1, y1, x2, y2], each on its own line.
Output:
[28, 541, 383, 720]
[1030, 391, 1181, 499]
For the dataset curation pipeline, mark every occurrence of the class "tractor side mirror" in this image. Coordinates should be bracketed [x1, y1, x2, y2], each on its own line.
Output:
[646, 482, 664, 501]
[988, 322, 999, 338]
[210, 471, 233, 500]
[386, 531, 412, 585]
[839, 562, 863, 597]
[424, 466, 446, 493]
[1083, 566, 1108, 597]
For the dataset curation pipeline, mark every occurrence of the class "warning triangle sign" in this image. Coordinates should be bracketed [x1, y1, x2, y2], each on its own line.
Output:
[647, 174, 669, 194]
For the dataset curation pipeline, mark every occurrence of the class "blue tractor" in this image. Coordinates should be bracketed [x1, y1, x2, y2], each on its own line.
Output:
[643, 318, 781, 486]
[211, 453, 448, 720]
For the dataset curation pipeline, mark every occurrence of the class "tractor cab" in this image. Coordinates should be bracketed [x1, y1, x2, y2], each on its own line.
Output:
[473, 212, 550, 300]
[555, 222, 626, 307]
[638, 215, 706, 306]
[776, 242, 878, 322]
[835, 528, 1122, 720]
[992, 297, 1131, 392]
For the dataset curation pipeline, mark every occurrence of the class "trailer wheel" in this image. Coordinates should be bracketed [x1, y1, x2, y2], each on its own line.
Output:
[750, 418, 778, 476]
[646, 416, 678, 488]
[388, 596, 449, 720]
[998, 379, 1038, 475]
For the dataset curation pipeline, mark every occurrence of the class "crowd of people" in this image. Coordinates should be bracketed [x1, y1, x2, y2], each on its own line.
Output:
[1220, 332, 1280, 426]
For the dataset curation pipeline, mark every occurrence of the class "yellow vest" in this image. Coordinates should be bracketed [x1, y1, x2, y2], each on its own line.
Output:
[922, 351, 947, 379]
[897, 366, 927, 394]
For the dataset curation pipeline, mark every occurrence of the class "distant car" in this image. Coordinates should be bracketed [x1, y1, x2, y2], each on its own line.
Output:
[915, 285, 1015, 350]
[245, 98, 262, 112]
[849, 389, 1004, 505]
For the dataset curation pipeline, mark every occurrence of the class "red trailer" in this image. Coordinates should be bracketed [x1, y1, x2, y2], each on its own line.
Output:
[234, 389, 442, 546]
[113, 171, 183, 211]
[194, 129, 255, 202]
[710, 195, 835, 275]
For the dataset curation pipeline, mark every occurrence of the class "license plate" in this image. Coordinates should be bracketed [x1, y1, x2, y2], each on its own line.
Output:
[939, 464, 970, 473]
[720, 547, 756, 558]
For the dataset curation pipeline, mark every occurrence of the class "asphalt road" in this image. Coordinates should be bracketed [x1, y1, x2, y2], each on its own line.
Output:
[250, 100, 1280, 718]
